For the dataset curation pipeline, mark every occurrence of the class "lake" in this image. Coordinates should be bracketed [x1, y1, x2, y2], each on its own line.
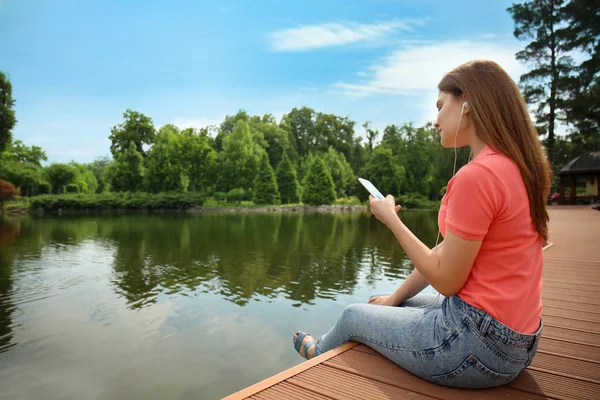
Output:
[0, 211, 439, 400]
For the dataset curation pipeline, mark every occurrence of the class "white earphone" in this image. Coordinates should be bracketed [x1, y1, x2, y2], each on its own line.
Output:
[461, 101, 468, 115]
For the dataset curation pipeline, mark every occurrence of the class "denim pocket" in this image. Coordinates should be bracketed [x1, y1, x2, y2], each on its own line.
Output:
[430, 355, 517, 389]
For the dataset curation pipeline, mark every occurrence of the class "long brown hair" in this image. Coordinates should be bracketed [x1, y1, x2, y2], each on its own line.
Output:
[438, 59, 552, 243]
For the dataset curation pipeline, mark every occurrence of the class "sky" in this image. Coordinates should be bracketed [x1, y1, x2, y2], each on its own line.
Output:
[0, 0, 529, 163]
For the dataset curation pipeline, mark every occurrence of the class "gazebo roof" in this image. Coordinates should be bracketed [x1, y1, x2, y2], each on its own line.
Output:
[559, 151, 600, 175]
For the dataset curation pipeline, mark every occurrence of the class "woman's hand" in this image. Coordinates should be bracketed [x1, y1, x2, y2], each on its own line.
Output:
[369, 195, 401, 227]
[368, 295, 396, 306]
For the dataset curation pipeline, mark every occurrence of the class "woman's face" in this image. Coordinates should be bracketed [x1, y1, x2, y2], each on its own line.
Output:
[434, 91, 468, 148]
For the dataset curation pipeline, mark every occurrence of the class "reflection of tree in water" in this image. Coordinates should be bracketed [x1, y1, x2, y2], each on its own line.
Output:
[100, 211, 438, 309]
[0, 218, 20, 353]
[0, 211, 441, 315]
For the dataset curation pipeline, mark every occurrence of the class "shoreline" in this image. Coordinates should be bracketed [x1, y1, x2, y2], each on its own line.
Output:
[2, 204, 369, 216]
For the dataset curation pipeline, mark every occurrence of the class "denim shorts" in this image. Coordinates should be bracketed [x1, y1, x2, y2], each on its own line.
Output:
[314, 294, 543, 389]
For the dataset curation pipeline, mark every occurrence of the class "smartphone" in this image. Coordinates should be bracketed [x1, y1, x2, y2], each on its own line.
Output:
[358, 178, 385, 200]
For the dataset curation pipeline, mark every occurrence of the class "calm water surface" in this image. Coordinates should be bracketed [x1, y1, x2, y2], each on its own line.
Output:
[0, 211, 439, 400]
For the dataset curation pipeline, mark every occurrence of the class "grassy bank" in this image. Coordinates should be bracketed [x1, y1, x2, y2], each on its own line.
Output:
[29, 192, 206, 211]
[4, 192, 439, 214]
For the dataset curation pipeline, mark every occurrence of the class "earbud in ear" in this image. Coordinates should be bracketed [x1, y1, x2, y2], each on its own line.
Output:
[461, 102, 468, 115]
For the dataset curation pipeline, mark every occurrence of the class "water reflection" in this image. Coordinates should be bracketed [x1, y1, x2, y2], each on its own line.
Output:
[0, 211, 440, 398]
[1, 212, 439, 311]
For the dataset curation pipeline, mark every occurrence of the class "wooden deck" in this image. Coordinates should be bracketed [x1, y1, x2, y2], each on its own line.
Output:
[224, 207, 600, 400]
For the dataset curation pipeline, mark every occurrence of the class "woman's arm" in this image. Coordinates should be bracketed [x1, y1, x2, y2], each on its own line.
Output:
[388, 241, 443, 305]
[370, 241, 443, 306]
[370, 196, 481, 297]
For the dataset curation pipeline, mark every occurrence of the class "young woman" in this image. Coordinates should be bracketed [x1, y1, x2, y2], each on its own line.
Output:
[292, 59, 552, 389]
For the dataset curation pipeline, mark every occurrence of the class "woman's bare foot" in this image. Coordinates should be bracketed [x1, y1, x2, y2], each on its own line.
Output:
[293, 331, 317, 359]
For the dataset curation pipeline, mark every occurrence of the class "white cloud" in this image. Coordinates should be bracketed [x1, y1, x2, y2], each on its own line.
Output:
[328, 40, 526, 126]
[480, 33, 499, 39]
[268, 18, 427, 51]
[169, 116, 224, 131]
[333, 40, 525, 98]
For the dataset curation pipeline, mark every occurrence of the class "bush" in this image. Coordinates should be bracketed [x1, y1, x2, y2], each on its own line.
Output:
[66, 184, 80, 193]
[0, 180, 19, 209]
[38, 183, 51, 195]
[396, 193, 440, 210]
[212, 191, 226, 203]
[227, 188, 245, 204]
[334, 196, 362, 206]
[29, 192, 206, 211]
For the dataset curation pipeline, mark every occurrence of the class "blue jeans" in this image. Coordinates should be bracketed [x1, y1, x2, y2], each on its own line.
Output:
[314, 294, 543, 389]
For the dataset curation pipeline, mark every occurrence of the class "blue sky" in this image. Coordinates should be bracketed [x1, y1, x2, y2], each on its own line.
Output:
[0, 0, 527, 163]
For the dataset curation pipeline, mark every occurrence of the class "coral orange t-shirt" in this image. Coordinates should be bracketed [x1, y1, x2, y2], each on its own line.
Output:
[438, 145, 544, 334]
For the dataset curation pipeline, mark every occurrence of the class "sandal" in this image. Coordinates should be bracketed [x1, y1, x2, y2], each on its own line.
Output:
[294, 331, 316, 359]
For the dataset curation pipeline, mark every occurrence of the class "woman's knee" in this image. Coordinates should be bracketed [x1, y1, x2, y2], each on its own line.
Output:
[339, 303, 370, 326]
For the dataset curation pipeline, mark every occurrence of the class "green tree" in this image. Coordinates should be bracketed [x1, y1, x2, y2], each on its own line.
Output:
[144, 125, 188, 193]
[179, 128, 218, 192]
[404, 123, 434, 196]
[561, 0, 600, 151]
[302, 156, 336, 206]
[4, 140, 47, 166]
[70, 162, 98, 194]
[109, 109, 156, 158]
[0, 140, 48, 196]
[276, 152, 299, 204]
[218, 121, 263, 192]
[280, 107, 316, 163]
[358, 146, 405, 202]
[322, 147, 355, 197]
[363, 121, 379, 154]
[108, 142, 145, 192]
[87, 156, 112, 193]
[508, 0, 573, 162]
[0, 72, 16, 153]
[314, 113, 355, 161]
[250, 116, 292, 169]
[215, 110, 250, 151]
[45, 163, 78, 194]
[253, 155, 280, 205]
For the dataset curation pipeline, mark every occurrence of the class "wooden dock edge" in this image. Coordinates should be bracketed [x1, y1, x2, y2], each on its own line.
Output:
[222, 342, 359, 400]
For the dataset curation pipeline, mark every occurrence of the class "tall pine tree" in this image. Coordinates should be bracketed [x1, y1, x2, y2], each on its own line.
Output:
[276, 152, 299, 204]
[508, 0, 573, 162]
[302, 156, 336, 206]
[0, 72, 16, 153]
[562, 0, 600, 151]
[253, 154, 280, 205]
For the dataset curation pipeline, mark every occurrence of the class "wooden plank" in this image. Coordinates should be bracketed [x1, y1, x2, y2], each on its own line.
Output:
[541, 294, 600, 306]
[543, 315, 600, 333]
[542, 298, 600, 314]
[542, 282, 600, 293]
[529, 352, 600, 383]
[250, 382, 333, 400]
[508, 369, 600, 400]
[543, 306, 600, 322]
[538, 337, 600, 362]
[542, 325, 600, 346]
[324, 346, 549, 399]
[222, 342, 357, 400]
[289, 364, 438, 400]
[542, 287, 600, 298]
